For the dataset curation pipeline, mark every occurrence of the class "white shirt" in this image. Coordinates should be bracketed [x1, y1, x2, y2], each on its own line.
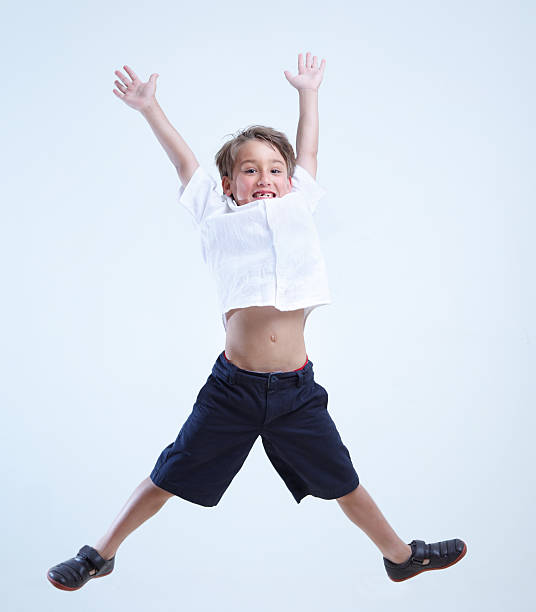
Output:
[178, 163, 332, 331]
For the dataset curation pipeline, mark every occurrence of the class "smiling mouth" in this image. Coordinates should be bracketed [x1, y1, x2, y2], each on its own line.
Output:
[252, 192, 276, 199]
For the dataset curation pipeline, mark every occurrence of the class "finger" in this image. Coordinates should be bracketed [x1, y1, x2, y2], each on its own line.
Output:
[312, 55, 318, 69]
[298, 52, 304, 73]
[114, 80, 127, 93]
[113, 88, 124, 99]
[114, 69, 130, 86]
[123, 65, 139, 82]
[320, 58, 326, 72]
[306, 51, 311, 69]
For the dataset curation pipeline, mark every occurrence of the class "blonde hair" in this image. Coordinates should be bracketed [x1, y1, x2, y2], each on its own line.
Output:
[215, 125, 296, 180]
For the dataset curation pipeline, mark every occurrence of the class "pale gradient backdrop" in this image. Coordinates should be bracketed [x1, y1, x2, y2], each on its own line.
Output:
[1, 1, 534, 611]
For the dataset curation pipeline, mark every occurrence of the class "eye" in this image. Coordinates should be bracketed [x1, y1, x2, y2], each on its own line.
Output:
[243, 168, 282, 174]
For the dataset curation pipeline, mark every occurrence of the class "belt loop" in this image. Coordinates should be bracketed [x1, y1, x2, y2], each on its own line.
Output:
[227, 361, 236, 385]
[221, 350, 235, 385]
[227, 362, 235, 384]
[296, 370, 304, 387]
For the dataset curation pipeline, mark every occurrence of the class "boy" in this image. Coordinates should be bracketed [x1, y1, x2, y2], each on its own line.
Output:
[46, 52, 466, 591]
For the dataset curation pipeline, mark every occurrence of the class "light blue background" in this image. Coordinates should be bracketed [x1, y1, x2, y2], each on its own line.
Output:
[1, 1, 534, 610]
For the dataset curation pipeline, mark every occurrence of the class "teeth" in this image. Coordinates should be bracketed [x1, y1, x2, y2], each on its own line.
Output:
[253, 193, 274, 198]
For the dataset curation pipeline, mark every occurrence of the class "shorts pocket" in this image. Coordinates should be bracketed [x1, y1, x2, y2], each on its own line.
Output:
[314, 381, 328, 398]
[195, 375, 216, 405]
[311, 381, 328, 408]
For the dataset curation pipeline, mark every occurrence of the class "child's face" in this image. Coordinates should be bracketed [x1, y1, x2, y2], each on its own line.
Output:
[222, 139, 292, 206]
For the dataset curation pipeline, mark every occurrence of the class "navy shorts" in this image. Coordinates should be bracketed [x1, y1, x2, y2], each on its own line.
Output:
[150, 351, 359, 507]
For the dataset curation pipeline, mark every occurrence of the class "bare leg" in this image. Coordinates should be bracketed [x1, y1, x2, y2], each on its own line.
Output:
[337, 483, 426, 565]
[92, 476, 174, 564]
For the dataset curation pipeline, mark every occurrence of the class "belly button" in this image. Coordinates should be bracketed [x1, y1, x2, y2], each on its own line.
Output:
[270, 334, 277, 343]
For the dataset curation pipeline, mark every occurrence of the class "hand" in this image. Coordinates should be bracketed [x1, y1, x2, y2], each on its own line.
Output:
[284, 52, 326, 91]
[112, 65, 159, 111]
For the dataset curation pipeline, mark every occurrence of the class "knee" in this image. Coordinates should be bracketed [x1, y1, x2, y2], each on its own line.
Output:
[144, 476, 174, 501]
[336, 483, 360, 503]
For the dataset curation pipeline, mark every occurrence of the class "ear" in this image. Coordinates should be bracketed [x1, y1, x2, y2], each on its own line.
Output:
[222, 176, 232, 196]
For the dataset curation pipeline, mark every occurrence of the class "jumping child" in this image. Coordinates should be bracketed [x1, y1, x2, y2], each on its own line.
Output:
[47, 52, 466, 591]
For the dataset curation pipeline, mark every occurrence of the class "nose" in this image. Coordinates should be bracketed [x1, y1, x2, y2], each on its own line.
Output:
[257, 170, 272, 185]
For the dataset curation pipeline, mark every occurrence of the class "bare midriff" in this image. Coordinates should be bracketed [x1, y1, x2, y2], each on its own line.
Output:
[224, 306, 307, 373]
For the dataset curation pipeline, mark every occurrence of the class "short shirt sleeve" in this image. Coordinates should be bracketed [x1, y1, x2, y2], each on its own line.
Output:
[290, 164, 327, 214]
[178, 166, 225, 225]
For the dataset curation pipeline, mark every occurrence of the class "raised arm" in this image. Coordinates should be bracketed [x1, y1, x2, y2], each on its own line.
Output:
[284, 52, 326, 179]
[113, 65, 199, 187]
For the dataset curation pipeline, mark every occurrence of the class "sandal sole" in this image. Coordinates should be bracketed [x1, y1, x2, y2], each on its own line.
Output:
[388, 541, 467, 582]
[46, 568, 114, 591]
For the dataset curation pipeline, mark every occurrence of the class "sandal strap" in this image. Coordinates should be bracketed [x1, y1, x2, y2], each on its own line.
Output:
[411, 538, 460, 564]
[412, 540, 429, 564]
[76, 545, 107, 572]
[57, 558, 88, 581]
